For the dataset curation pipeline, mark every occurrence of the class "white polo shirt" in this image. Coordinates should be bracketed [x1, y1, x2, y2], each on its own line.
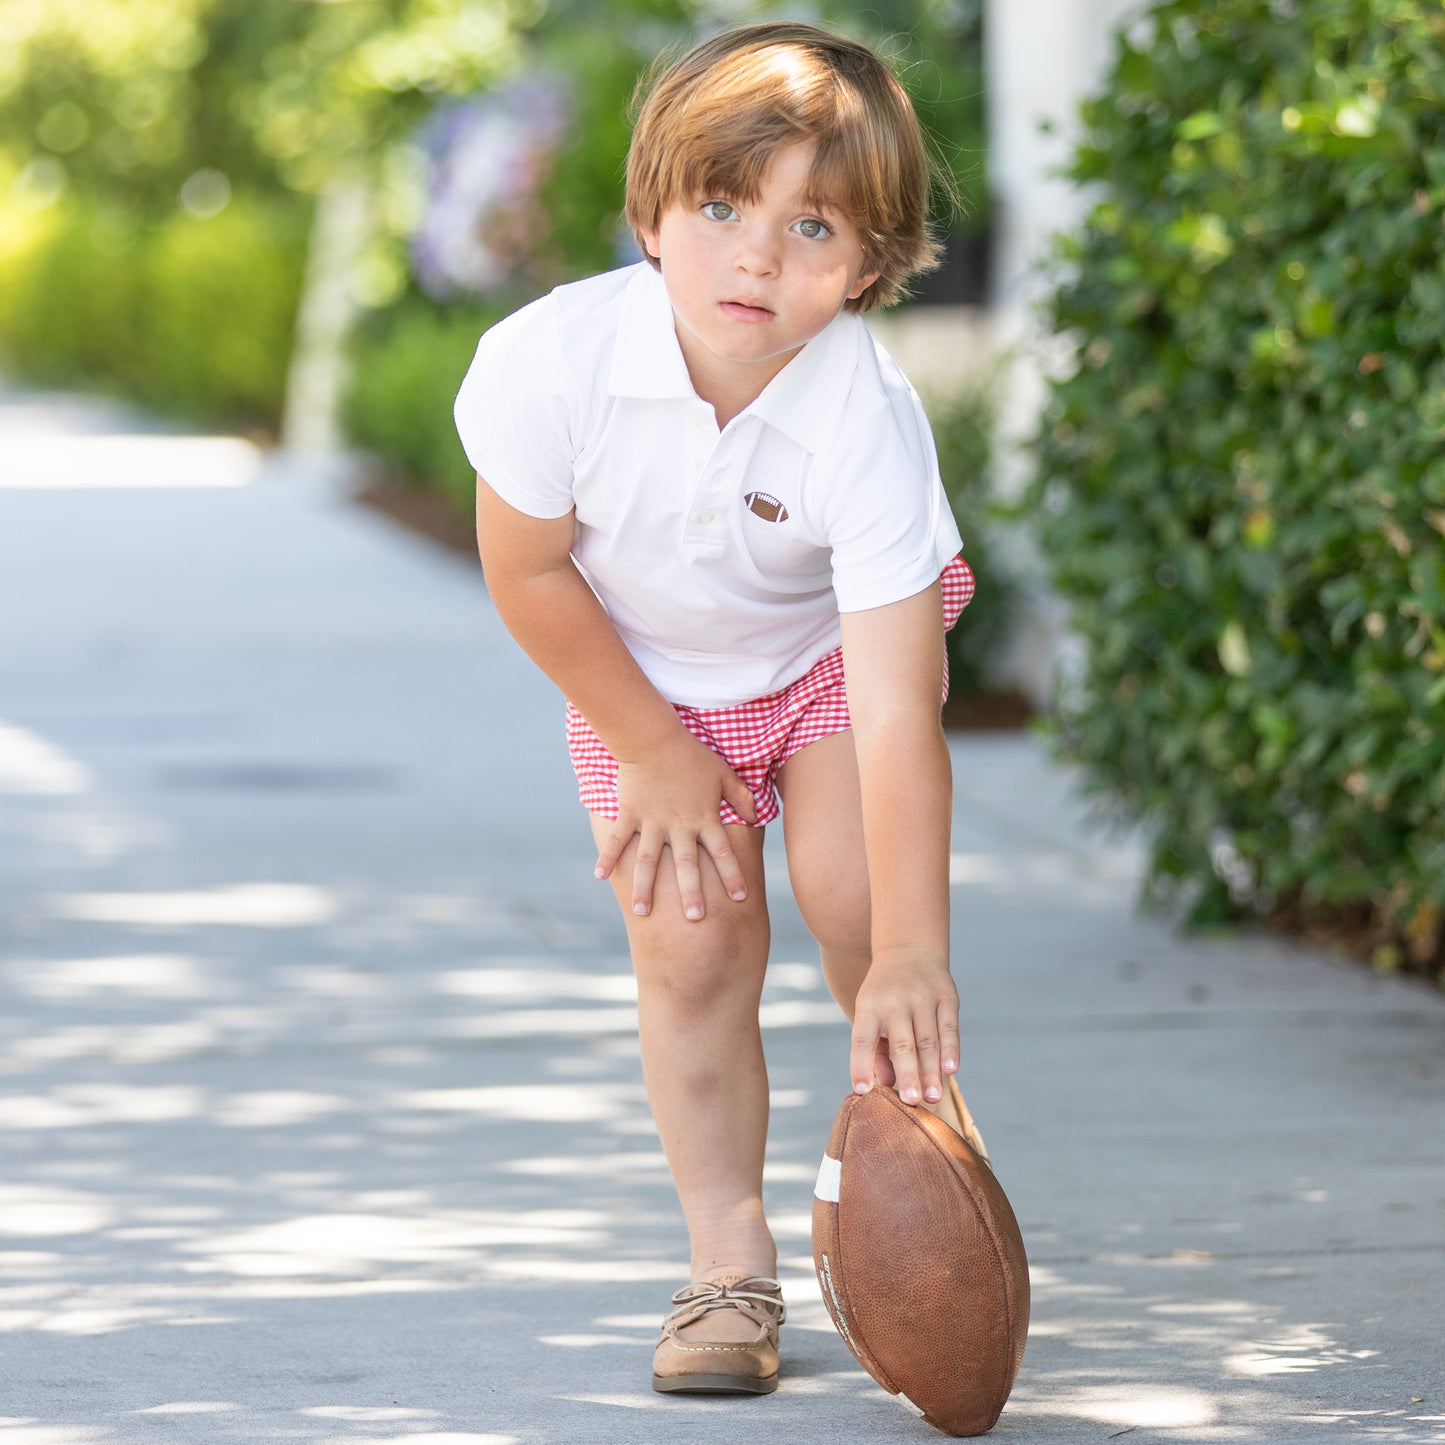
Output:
[454, 263, 962, 708]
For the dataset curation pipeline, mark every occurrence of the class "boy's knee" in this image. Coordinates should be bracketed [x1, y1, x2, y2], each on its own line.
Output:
[794, 880, 869, 959]
[811, 901, 870, 958]
[630, 910, 769, 1015]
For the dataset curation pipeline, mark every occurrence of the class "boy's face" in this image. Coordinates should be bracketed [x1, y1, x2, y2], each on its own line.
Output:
[639, 140, 880, 412]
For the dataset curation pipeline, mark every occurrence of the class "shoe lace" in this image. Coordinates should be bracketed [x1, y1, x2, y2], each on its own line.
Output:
[667, 1276, 787, 1327]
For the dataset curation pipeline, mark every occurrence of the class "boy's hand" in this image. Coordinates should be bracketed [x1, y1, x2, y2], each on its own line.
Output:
[849, 952, 960, 1109]
[595, 729, 757, 921]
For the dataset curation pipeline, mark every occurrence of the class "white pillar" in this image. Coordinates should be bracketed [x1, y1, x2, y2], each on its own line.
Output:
[987, 0, 1143, 313]
[982, 0, 1144, 705]
[281, 179, 370, 457]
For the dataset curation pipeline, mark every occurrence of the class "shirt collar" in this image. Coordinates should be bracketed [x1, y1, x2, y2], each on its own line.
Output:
[607, 263, 862, 453]
[743, 310, 859, 454]
[608, 265, 696, 400]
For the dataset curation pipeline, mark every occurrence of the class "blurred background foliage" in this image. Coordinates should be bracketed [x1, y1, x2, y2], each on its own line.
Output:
[0, 0, 535, 425]
[0, 0, 986, 434]
[929, 380, 1014, 705]
[1031, 0, 1445, 982]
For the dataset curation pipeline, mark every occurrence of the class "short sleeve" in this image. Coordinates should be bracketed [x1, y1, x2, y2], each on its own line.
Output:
[453, 294, 577, 519]
[817, 386, 963, 613]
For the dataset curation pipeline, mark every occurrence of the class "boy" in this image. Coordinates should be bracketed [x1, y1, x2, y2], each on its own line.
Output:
[454, 21, 975, 1396]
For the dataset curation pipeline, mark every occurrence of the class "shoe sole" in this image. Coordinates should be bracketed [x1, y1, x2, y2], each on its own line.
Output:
[652, 1372, 778, 1395]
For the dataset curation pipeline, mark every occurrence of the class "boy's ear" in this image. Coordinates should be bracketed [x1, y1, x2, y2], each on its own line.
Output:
[639, 225, 661, 261]
[847, 267, 883, 302]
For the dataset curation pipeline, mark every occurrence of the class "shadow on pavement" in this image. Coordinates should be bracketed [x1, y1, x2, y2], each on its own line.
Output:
[1, 390, 1442, 1444]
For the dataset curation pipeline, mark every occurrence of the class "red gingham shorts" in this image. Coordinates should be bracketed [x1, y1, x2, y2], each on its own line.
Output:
[566, 554, 975, 827]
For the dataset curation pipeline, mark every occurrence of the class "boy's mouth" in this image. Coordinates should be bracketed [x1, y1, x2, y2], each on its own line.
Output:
[720, 298, 775, 323]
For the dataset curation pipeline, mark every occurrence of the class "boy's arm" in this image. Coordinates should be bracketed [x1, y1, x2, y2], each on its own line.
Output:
[476, 479, 756, 919]
[839, 581, 961, 1109]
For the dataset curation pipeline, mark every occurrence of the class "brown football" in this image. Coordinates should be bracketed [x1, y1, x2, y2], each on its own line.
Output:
[811, 1085, 1029, 1437]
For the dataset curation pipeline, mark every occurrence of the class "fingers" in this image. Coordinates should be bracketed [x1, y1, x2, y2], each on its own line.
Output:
[940, 1013, 961, 1080]
[722, 771, 759, 826]
[595, 805, 702, 920]
[850, 1013, 883, 1098]
[850, 982, 959, 1109]
[872, 1038, 896, 1089]
[604, 822, 753, 923]
[629, 829, 741, 921]
[668, 841, 706, 922]
[699, 821, 749, 904]
[593, 819, 637, 884]
[885, 1020, 929, 1107]
[903, 998, 960, 1107]
[627, 827, 662, 917]
[604, 751, 756, 921]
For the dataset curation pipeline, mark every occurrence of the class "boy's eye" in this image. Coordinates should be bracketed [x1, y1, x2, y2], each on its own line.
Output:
[702, 200, 737, 222]
[795, 217, 832, 240]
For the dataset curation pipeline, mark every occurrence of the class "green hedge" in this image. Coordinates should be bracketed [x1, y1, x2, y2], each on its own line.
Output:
[930, 383, 1015, 697]
[343, 300, 504, 513]
[0, 194, 306, 429]
[1031, 0, 1445, 978]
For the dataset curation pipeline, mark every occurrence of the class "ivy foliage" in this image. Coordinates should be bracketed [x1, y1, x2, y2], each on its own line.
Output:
[1031, 0, 1445, 978]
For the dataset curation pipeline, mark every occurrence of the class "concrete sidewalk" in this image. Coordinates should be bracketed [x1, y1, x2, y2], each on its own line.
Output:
[1, 388, 1441, 1445]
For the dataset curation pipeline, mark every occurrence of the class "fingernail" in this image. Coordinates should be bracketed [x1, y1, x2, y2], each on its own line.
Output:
[943, 1059, 957, 1073]
[685, 906, 703, 921]
[594, 867, 606, 880]
[730, 889, 747, 901]
[925, 1085, 941, 1103]
[633, 902, 649, 916]
[902, 1087, 921, 1104]
[853, 1081, 871, 1095]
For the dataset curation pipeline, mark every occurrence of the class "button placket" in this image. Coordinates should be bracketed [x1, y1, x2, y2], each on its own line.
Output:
[685, 464, 728, 545]
[683, 411, 729, 547]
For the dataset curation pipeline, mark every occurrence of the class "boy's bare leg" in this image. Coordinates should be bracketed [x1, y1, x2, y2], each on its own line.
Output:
[776, 732, 966, 1130]
[775, 733, 873, 1012]
[589, 815, 777, 1282]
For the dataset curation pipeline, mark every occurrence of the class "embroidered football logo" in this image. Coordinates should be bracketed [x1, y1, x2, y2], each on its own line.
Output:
[745, 491, 789, 523]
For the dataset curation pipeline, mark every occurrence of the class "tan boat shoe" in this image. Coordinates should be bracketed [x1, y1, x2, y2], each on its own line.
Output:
[651, 1272, 786, 1395]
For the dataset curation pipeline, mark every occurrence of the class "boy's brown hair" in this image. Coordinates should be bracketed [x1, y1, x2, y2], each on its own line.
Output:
[624, 22, 945, 313]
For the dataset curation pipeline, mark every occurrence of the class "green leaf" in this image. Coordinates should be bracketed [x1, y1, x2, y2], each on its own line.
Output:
[1177, 109, 1225, 141]
[1218, 620, 1253, 678]
[1332, 96, 1380, 139]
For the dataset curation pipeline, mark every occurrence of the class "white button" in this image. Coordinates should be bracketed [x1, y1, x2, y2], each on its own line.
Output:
[696, 510, 714, 524]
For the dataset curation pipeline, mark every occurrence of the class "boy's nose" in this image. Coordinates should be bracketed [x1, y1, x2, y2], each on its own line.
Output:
[734, 226, 781, 277]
